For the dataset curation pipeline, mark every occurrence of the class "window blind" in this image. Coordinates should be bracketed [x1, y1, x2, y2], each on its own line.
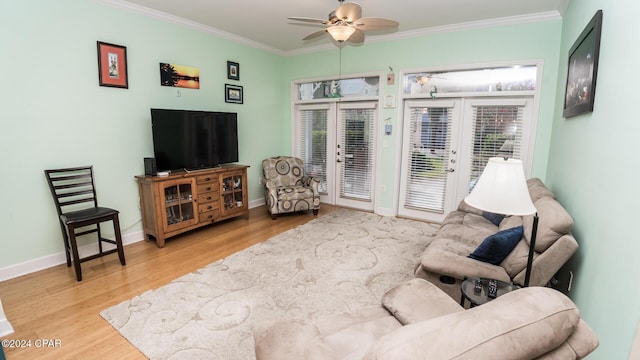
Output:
[404, 106, 453, 213]
[469, 104, 524, 191]
[297, 106, 329, 194]
[338, 106, 375, 201]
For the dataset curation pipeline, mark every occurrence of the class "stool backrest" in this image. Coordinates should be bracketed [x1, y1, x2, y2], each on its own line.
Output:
[44, 166, 99, 216]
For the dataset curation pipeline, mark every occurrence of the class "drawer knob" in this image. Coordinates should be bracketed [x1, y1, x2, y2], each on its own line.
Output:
[207, 196, 212, 201]
[205, 177, 211, 181]
[207, 205, 212, 210]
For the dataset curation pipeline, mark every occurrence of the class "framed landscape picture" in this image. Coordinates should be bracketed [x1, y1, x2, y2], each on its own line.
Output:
[225, 84, 243, 104]
[159, 63, 200, 89]
[563, 10, 603, 118]
[97, 41, 128, 88]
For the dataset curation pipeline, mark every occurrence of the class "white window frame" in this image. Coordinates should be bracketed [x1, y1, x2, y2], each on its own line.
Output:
[393, 60, 543, 218]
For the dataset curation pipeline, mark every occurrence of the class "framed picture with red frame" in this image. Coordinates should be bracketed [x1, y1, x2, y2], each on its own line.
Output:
[97, 41, 128, 88]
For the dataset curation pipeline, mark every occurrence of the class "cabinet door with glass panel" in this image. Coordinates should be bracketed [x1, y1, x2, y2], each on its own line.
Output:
[160, 178, 197, 232]
[219, 170, 248, 218]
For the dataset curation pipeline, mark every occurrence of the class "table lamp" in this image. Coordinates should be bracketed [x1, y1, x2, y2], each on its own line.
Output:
[464, 157, 539, 287]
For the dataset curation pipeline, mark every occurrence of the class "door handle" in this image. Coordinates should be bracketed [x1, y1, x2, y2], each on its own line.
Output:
[337, 159, 343, 163]
[446, 168, 455, 172]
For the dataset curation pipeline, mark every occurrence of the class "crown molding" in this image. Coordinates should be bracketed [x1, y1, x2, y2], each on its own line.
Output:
[284, 11, 562, 56]
[97, 0, 287, 55]
[96, 1, 562, 57]
[391, 11, 562, 40]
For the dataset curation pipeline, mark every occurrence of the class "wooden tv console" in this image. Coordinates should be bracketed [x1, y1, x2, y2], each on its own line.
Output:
[135, 164, 249, 248]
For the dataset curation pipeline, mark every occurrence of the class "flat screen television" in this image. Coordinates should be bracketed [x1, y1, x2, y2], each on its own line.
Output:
[151, 108, 239, 172]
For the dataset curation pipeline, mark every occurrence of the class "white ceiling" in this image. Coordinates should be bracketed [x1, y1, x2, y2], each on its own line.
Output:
[104, 0, 569, 54]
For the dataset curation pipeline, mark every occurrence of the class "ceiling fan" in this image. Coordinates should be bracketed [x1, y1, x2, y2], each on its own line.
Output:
[288, 1, 399, 45]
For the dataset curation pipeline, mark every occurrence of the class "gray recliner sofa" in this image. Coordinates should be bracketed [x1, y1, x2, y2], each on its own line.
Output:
[254, 278, 598, 359]
[415, 178, 578, 302]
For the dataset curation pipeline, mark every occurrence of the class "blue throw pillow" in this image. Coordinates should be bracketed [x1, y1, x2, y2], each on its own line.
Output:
[482, 211, 505, 226]
[468, 226, 523, 265]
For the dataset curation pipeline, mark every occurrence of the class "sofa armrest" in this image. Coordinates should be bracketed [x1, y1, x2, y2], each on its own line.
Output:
[299, 175, 320, 196]
[534, 319, 599, 359]
[254, 319, 336, 360]
[263, 179, 277, 190]
[365, 287, 583, 360]
[421, 247, 511, 282]
[512, 233, 579, 287]
[262, 180, 279, 215]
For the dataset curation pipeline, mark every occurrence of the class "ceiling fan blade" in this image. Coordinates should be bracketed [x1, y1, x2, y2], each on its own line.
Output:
[348, 28, 365, 44]
[288, 17, 329, 25]
[303, 29, 329, 41]
[354, 17, 399, 31]
[335, 2, 362, 22]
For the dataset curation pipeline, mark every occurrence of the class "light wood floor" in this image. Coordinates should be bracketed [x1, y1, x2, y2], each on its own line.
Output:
[0, 205, 337, 360]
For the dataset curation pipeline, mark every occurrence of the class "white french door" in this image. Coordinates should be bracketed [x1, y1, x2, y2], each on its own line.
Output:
[398, 97, 533, 222]
[294, 101, 377, 211]
[335, 102, 377, 210]
[398, 100, 462, 222]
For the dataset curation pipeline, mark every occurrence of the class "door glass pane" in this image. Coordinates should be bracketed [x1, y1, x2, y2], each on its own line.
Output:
[403, 65, 537, 95]
[339, 108, 374, 201]
[297, 76, 380, 100]
[469, 105, 524, 191]
[298, 109, 328, 194]
[404, 106, 452, 213]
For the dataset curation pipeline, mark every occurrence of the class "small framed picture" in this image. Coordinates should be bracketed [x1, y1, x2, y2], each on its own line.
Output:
[227, 61, 239, 80]
[97, 41, 128, 88]
[225, 84, 243, 104]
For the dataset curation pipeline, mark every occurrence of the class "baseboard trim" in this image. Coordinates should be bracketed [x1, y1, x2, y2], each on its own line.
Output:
[248, 198, 265, 209]
[0, 230, 144, 282]
[1, 200, 267, 282]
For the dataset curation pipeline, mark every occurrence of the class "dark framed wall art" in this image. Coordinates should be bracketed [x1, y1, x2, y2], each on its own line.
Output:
[227, 61, 239, 81]
[563, 10, 603, 118]
[97, 41, 128, 88]
[225, 84, 243, 104]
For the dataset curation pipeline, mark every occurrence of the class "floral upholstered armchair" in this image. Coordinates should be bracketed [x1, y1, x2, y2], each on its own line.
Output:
[262, 156, 320, 219]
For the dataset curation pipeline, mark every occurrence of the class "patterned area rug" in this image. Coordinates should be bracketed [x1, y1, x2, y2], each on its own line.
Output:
[100, 209, 438, 359]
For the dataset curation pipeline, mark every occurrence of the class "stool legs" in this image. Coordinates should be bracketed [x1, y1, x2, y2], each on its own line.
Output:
[62, 216, 126, 282]
[67, 224, 83, 282]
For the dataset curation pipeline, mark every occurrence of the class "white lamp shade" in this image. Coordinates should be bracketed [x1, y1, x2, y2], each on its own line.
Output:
[327, 25, 356, 42]
[464, 157, 536, 216]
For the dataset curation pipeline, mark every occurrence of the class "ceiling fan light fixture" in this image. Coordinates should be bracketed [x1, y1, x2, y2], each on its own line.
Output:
[290, 2, 397, 47]
[327, 25, 356, 42]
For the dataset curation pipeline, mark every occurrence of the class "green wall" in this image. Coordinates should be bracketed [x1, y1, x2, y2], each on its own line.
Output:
[0, 1, 562, 272]
[4, 0, 635, 357]
[283, 20, 563, 211]
[0, 0, 286, 267]
[546, 1, 640, 358]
